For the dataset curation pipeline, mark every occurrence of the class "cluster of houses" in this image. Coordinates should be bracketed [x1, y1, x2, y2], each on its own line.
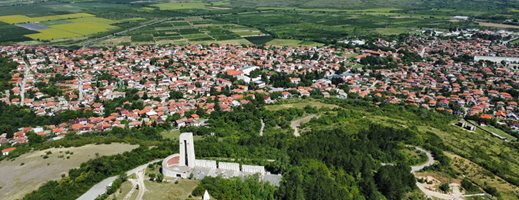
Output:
[0, 32, 517, 148]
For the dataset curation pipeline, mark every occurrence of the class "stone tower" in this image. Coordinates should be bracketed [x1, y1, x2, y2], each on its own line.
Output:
[179, 132, 195, 167]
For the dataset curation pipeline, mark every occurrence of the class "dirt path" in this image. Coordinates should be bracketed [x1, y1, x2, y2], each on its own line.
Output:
[410, 147, 489, 199]
[290, 114, 317, 137]
[259, 119, 265, 136]
[78, 159, 160, 200]
[409, 146, 435, 174]
[135, 170, 147, 200]
[124, 179, 138, 200]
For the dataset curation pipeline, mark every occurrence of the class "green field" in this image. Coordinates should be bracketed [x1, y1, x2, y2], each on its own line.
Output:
[152, 2, 207, 10]
[0, 22, 36, 42]
[26, 17, 118, 41]
[143, 179, 199, 200]
[265, 99, 338, 111]
[0, 13, 94, 24]
[266, 39, 324, 47]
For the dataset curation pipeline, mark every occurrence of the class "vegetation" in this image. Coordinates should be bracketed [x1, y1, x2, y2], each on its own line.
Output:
[0, 56, 18, 91]
[192, 176, 277, 200]
[23, 144, 174, 200]
[0, 0, 514, 45]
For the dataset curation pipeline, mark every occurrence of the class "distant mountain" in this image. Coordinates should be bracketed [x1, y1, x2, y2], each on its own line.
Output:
[228, 0, 518, 11]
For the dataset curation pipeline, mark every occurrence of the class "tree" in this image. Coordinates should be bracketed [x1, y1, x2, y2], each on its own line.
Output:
[439, 183, 450, 193]
[27, 131, 44, 144]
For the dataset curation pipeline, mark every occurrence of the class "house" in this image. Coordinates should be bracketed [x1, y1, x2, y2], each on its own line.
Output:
[2, 147, 16, 156]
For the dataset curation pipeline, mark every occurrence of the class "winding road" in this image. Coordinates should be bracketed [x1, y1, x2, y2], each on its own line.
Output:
[409, 146, 488, 200]
[77, 159, 160, 200]
[409, 146, 435, 174]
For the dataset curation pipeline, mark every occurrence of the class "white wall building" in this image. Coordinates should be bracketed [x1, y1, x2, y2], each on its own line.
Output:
[218, 162, 240, 171]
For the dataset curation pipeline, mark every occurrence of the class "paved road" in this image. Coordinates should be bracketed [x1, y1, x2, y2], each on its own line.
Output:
[77, 159, 161, 200]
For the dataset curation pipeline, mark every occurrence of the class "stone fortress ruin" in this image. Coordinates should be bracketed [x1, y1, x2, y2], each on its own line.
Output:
[162, 132, 282, 186]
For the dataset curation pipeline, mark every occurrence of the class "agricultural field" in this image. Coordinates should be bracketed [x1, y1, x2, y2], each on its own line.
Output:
[213, 8, 475, 41]
[97, 17, 260, 46]
[25, 16, 119, 41]
[0, 13, 94, 24]
[0, 22, 36, 43]
[266, 39, 323, 47]
[0, 12, 123, 41]
[151, 2, 207, 10]
[0, 143, 139, 200]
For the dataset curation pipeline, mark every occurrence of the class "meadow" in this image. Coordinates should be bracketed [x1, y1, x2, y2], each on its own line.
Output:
[0, 143, 138, 200]
[25, 16, 119, 41]
[151, 2, 207, 10]
[0, 13, 94, 24]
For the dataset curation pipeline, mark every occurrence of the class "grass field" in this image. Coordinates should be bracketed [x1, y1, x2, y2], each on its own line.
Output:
[152, 3, 207, 10]
[478, 22, 519, 29]
[107, 180, 133, 200]
[448, 152, 519, 199]
[0, 13, 94, 24]
[266, 39, 324, 47]
[265, 99, 338, 111]
[0, 22, 36, 42]
[472, 122, 517, 141]
[0, 143, 138, 200]
[26, 16, 118, 41]
[143, 179, 199, 200]
[160, 129, 203, 141]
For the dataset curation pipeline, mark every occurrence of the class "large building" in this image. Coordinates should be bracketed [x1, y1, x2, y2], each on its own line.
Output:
[162, 132, 282, 185]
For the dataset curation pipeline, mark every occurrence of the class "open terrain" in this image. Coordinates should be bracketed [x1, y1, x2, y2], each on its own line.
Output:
[0, 143, 139, 200]
[143, 179, 199, 200]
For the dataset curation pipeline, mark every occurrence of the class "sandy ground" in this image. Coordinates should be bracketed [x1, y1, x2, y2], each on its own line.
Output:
[0, 143, 138, 200]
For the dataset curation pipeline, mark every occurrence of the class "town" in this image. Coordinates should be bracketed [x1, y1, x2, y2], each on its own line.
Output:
[0, 29, 517, 148]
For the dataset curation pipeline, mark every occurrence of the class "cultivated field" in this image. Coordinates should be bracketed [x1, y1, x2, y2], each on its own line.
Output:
[0, 143, 139, 200]
[479, 22, 519, 29]
[0, 13, 94, 24]
[26, 16, 118, 41]
[98, 17, 261, 46]
[266, 39, 323, 47]
[152, 2, 207, 10]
